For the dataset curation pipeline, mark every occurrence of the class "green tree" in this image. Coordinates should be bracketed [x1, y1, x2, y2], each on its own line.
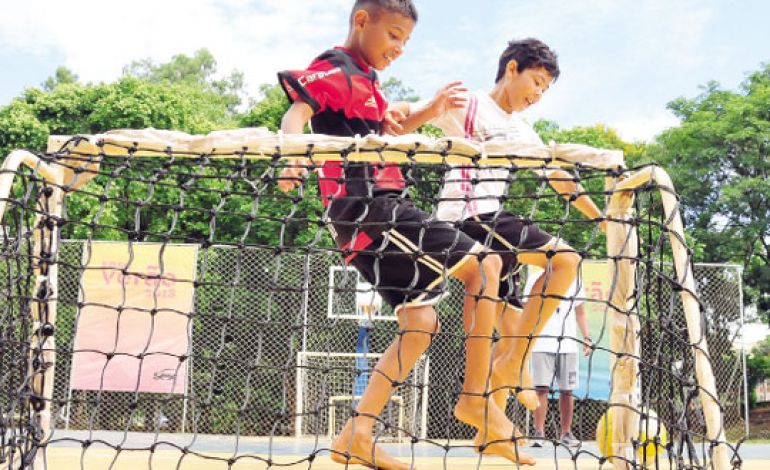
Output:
[747, 337, 770, 408]
[42, 66, 79, 91]
[380, 77, 419, 103]
[124, 49, 245, 113]
[0, 77, 238, 156]
[645, 65, 770, 320]
[240, 84, 290, 131]
[0, 53, 250, 250]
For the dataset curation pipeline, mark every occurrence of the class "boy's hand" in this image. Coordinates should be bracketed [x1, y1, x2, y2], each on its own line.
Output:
[428, 81, 468, 118]
[382, 107, 407, 136]
[277, 158, 309, 193]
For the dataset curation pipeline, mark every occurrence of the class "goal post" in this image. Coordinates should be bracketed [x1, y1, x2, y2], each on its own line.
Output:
[0, 128, 736, 469]
[604, 167, 730, 469]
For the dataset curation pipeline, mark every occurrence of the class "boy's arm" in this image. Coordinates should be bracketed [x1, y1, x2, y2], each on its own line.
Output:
[396, 82, 467, 134]
[281, 101, 314, 134]
[278, 101, 314, 193]
[546, 169, 607, 232]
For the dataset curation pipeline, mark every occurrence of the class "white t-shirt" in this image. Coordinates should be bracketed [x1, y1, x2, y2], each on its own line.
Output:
[524, 271, 585, 354]
[412, 90, 546, 221]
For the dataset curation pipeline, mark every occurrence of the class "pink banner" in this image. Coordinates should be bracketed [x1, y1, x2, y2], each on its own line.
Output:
[70, 242, 197, 394]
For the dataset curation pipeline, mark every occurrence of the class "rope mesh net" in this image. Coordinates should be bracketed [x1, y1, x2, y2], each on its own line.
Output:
[0, 129, 746, 469]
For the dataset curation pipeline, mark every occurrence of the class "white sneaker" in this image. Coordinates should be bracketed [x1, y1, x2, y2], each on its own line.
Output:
[530, 431, 545, 448]
[560, 431, 580, 447]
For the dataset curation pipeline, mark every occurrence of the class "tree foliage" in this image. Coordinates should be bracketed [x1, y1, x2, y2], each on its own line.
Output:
[0, 79, 237, 157]
[123, 48, 245, 113]
[239, 84, 290, 131]
[42, 66, 79, 92]
[380, 77, 419, 103]
[645, 65, 770, 320]
[747, 336, 770, 408]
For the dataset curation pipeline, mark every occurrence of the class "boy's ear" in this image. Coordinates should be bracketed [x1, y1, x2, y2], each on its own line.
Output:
[506, 59, 520, 77]
[352, 9, 370, 31]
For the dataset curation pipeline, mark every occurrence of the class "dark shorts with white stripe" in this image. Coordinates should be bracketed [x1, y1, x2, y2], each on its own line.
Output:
[330, 198, 480, 311]
[459, 211, 553, 308]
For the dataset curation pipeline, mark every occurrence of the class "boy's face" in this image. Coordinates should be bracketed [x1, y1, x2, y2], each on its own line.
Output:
[352, 9, 414, 70]
[501, 61, 553, 112]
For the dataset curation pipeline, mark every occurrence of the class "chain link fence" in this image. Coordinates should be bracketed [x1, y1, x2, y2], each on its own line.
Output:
[41, 241, 745, 443]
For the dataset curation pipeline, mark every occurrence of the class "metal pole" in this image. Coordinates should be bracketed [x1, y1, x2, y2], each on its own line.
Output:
[738, 265, 749, 437]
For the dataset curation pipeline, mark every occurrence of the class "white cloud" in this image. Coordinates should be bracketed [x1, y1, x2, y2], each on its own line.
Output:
[610, 111, 680, 143]
[0, 0, 350, 97]
[384, 41, 485, 99]
[0, 0, 754, 144]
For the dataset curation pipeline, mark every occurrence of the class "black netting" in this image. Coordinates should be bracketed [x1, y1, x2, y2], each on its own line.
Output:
[0, 136, 745, 469]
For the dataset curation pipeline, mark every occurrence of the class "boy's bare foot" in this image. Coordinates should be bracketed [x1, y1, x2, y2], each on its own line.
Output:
[331, 419, 413, 470]
[475, 440, 536, 466]
[454, 394, 515, 445]
[473, 425, 527, 449]
[493, 356, 539, 410]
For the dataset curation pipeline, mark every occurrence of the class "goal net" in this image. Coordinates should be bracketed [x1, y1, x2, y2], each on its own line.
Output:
[0, 128, 743, 470]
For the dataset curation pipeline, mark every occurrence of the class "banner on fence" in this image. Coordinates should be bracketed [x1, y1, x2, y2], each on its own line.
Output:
[70, 242, 197, 394]
[577, 260, 613, 400]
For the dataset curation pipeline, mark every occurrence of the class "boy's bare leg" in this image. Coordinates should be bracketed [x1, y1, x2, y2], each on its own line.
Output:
[494, 240, 580, 411]
[451, 254, 535, 466]
[331, 304, 438, 470]
[474, 303, 528, 449]
[488, 303, 538, 410]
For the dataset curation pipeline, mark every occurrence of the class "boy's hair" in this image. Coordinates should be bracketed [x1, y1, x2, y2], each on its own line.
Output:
[350, 0, 418, 23]
[495, 38, 560, 83]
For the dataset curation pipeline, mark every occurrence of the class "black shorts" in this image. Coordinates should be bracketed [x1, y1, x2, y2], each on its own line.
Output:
[329, 198, 480, 311]
[459, 211, 553, 308]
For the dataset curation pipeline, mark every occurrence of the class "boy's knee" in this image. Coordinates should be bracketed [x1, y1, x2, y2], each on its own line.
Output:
[399, 306, 440, 336]
[480, 251, 503, 278]
[553, 245, 581, 270]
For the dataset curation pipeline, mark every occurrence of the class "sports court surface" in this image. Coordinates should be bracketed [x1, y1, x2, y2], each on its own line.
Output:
[38, 431, 770, 469]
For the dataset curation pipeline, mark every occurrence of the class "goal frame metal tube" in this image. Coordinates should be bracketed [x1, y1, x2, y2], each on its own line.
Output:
[605, 172, 642, 470]
[606, 166, 730, 470]
[0, 150, 65, 470]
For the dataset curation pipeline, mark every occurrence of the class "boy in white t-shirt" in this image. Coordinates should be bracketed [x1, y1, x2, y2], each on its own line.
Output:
[523, 269, 592, 448]
[393, 39, 604, 445]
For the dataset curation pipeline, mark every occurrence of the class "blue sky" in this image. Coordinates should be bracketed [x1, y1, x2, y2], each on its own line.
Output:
[1, 0, 768, 141]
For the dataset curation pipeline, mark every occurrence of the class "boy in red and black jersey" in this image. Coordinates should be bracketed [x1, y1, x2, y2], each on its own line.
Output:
[278, 46, 405, 236]
[278, 1, 530, 468]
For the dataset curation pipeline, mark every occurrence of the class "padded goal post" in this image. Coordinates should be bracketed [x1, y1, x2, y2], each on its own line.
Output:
[0, 127, 734, 470]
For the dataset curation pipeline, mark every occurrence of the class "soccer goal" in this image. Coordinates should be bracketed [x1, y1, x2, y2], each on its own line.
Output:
[0, 128, 738, 470]
[295, 352, 427, 441]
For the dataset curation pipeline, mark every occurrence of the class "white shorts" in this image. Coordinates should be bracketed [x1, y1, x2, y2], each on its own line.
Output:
[532, 352, 578, 391]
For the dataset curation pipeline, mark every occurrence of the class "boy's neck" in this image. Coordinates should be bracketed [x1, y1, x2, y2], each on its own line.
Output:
[488, 82, 513, 114]
[342, 37, 372, 72]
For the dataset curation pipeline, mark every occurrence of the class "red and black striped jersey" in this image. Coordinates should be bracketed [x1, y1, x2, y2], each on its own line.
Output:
[278, 47, 405, 212]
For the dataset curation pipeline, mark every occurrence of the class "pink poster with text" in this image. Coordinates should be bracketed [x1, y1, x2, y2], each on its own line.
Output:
[70, 242, 197, 394]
